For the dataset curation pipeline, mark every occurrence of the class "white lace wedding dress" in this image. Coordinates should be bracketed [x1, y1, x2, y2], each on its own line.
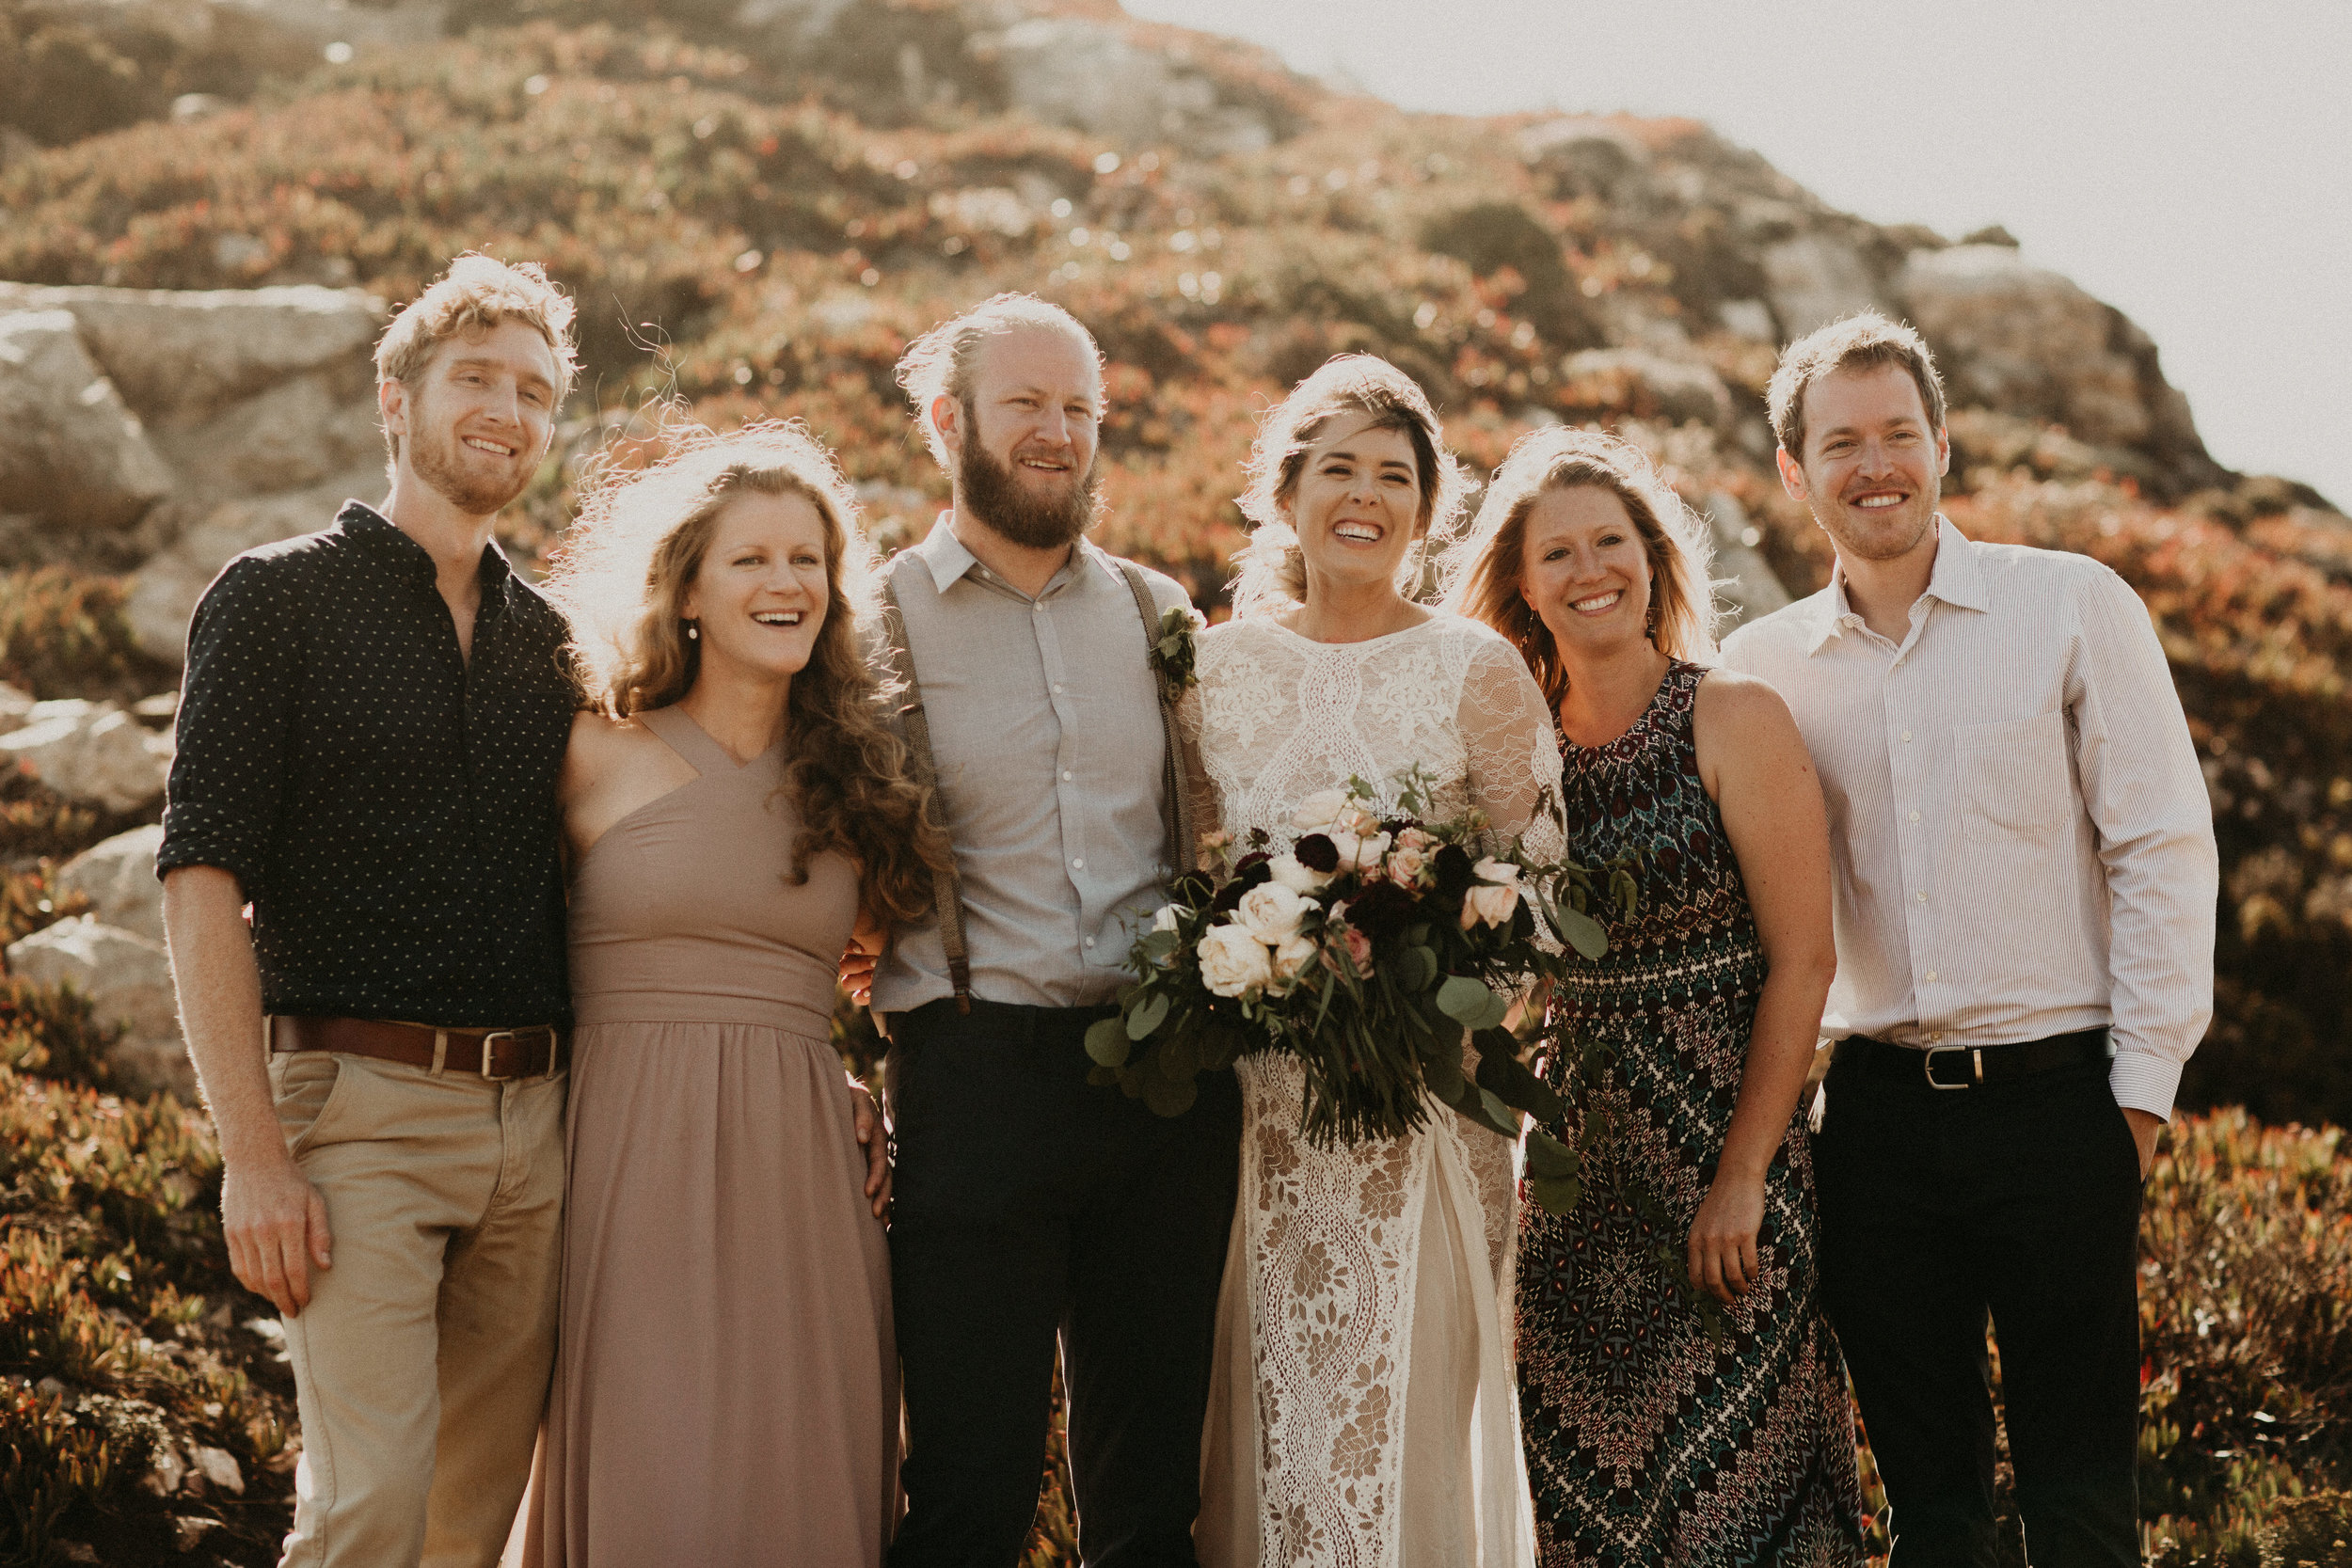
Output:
[1190, 613, 1563, 1568]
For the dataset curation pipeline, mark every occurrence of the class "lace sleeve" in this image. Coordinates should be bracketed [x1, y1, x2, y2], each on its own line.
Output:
[1174, 679, 1223, 872]
[1459, 633, 1566, 867]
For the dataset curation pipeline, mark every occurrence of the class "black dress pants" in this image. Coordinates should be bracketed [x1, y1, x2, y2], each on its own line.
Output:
[886, 999, 1243, 1568]
[1812, 1048, 2145, 1568]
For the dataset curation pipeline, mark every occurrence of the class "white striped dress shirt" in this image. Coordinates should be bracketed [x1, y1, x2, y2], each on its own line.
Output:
[1719, 516, 2217, 1118]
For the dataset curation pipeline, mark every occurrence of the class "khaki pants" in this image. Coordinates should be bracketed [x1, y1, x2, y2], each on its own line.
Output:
[267, 1050, 565, 1568]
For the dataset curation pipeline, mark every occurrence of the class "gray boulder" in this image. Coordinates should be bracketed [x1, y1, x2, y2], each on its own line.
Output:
[6, 916, 191, 1102]
[151, 370, 385, 501]
[974, 17, 1276, 157]
[1896, 245, 2153, 449]
[1759, 233, 1882, 341]
[0, 701, 173, 813]
[0, 310, 176, 530]
[56, 825, 167, 945]
[0, 284, 383, 428]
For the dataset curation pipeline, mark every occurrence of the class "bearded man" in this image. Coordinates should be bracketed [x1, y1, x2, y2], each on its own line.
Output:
[160, 256, 580, 1567]
[1721, 312, 2217, 1567]
[866, 294, 1242, 1567]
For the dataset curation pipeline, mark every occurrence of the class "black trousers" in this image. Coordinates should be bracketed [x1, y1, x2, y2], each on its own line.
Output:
[886, 1000, 1243, 1568]
[1812, 1047, 2145, 1568]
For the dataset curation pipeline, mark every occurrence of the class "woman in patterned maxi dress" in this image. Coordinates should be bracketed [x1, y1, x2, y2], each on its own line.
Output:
[1194, 358, 1558, 1568]
[1447, 428, 1864, 1567]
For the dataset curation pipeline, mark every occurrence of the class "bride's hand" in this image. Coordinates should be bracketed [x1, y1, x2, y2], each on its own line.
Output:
[1687, 1173, 1765, 1304]
[850, 1080, 891, 1218]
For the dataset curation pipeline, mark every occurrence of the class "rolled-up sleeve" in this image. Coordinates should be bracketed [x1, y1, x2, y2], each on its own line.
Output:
[156, 558, 297, 898]
[2070, 565, 2218, 1118]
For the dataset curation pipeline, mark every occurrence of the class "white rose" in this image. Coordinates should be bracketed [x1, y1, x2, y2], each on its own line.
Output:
[1472, 856, 1523, 888]
[1461, 881, 1520, 929]
[1234, 881, 1313, 944]
[1198, 923, 1274, 997]
[1267, 851, 1336, 893]
[1291, 788, 1350, 832]
[1267, 932, 1319, 990]
[1328, 828, 1392, 873]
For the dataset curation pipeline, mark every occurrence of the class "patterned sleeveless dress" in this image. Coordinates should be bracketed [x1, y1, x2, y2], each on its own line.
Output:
[1515, 660, 1862, 1566]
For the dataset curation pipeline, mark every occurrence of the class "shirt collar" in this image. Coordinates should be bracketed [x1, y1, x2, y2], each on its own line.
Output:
[910, 511, 1102, 600]
[340, 499, 521, 610]
[1804, 514, 1983, 655]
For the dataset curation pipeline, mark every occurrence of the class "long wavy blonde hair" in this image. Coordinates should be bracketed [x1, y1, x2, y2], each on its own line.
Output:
[546, 420, 949, 926]
[1229, 356, 1470, 617]
[1440, 425, 1717, 711]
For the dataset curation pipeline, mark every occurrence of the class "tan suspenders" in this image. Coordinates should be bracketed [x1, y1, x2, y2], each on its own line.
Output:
[880, 553, 1194, 1013]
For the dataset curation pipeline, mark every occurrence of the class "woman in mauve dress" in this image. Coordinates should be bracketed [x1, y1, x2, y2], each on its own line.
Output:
[528, 421, 948, 1567]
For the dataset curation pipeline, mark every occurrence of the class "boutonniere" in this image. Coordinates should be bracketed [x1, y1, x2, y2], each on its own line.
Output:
[1150, 606, 1200, 698]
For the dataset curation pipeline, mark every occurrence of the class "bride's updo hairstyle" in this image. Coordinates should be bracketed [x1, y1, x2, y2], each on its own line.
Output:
[1440, 426, 1717, 710]
[1229, 355, 1470, 617]
[547, 419, 947, 924]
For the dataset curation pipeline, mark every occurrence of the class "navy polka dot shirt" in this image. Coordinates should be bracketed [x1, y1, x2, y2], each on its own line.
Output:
[157, 501, 574, 1027]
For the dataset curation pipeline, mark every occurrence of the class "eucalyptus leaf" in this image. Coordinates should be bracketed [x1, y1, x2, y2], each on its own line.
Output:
[1144, 1073, 1199, 1117]
[1158, 1029, 1200, 1080]
[1126, 990, 1171, 1040]
[1437, 974, 1498, 1025]
[1085, 1017, 1132, 1068]
[1394, 945, 1437, 993]
[1559, 905, 1608, 961]
[1529, 1174, 1583, 1215]
[1140, 929, 1180, 962]
[1423, 1049, 1464, 1101]
[1524, 1127, 1580, 1180]
[1477, 1087, 1518, 1133]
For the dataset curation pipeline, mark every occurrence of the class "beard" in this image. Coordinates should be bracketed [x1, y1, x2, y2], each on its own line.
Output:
[957, 420, 1101, 550]
[405, 391, 536, 517]
[1814, 472, 1942, 562]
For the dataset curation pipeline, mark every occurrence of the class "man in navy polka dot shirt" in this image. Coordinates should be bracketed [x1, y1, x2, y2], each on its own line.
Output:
[160, 256, 580, 1568]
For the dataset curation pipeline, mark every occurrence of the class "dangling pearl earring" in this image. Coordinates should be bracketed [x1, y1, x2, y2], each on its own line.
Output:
[685, 621, 699, 641]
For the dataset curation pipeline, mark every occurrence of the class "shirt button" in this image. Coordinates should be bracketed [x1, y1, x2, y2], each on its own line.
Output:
[1052, 683, 1064, 694]
[1084, 936, 1096, 948]
[1063, 770, 1073, 781]
[1072, 857, 1085, 869]
[1928, 1032, 1943, 1043]
[1915, 891, 1929, 903]
[1908, 810, 1921, 823]
[1925, 969, 1938, 982]
[1900, 729, 1913, 742]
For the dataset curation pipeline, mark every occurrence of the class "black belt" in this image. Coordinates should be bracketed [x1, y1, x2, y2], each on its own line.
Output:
[1835, 1028, 2111, 1090]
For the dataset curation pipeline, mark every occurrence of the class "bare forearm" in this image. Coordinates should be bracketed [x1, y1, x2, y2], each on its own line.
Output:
[1715, 963, 1832, 1185]
[162, 869, 282, 1169]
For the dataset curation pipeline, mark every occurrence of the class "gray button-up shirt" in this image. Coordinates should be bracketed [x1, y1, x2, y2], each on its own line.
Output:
[873, 516, 1192, 1012]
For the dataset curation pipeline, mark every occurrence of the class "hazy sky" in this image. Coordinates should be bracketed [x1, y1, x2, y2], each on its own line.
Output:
[1126, 0, 2352, 508]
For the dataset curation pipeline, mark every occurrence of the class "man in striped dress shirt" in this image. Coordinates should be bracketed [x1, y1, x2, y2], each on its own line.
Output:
[1720, 313, 2217, 1567]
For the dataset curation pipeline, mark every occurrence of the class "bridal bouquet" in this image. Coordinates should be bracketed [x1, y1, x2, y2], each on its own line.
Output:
[1087, 769, 1632, 1171]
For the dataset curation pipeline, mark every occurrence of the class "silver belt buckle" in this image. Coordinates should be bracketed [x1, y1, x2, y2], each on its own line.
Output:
[479, 1029, 518, 1081]
[1922, 1044, 1980, 1090]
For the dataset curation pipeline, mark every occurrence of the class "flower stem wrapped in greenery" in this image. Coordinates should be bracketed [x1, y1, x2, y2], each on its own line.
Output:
[1086, 770, 1632, 1212]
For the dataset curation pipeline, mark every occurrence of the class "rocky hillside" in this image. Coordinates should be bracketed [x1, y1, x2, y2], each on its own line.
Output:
[2, 0, 2348, 1131]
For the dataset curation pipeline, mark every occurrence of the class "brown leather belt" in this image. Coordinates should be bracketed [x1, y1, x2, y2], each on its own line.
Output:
[267, 1015, 568, 1080]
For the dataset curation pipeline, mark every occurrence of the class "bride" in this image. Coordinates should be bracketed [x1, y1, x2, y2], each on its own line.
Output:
[1192, 356, 1561, 1568]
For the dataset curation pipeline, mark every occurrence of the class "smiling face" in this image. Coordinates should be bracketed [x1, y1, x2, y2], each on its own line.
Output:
[1519, 483, 1657, 659]
[384, 318, 559, 517]
[942, 324, 1102, 550]
[1283, 419, 1426, 600]
[1777, 361, 1950, 565]
[680, 489, 831, 687]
